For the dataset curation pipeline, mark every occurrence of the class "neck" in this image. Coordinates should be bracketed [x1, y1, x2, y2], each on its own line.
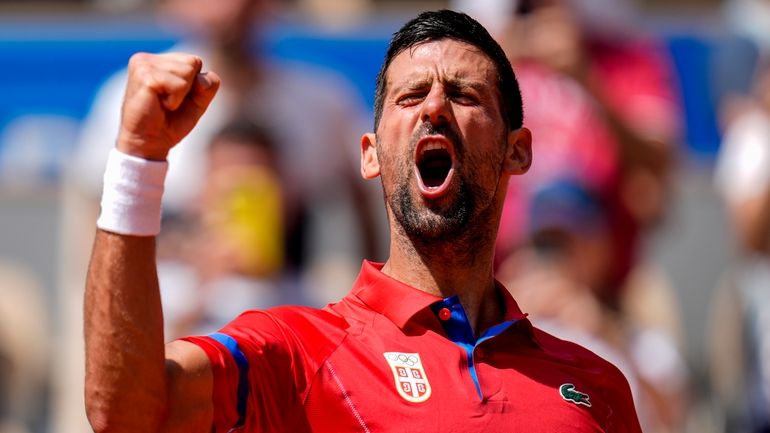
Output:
[382, 221, 503, 335]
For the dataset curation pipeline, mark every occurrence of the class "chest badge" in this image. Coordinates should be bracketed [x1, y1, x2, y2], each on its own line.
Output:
[384, 352, 432, 403]
[560, 383, 592, 407]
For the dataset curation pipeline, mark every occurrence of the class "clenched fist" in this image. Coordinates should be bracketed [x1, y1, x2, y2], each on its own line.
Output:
[117, 52, 221, 161]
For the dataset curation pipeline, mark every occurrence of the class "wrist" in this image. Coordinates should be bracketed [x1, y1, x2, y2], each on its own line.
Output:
[96, 148, 169, 236]
[116, 133, 170, 162]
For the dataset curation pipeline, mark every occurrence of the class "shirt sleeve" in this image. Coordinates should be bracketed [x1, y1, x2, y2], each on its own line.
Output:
[181, 309, 305, 432]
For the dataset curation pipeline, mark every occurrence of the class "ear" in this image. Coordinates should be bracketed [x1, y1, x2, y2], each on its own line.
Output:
[502, 127, 532, 175]
[360, 133, 381, 179]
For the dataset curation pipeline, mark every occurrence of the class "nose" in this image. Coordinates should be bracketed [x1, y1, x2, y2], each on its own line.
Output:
[420, 86, 452, 126]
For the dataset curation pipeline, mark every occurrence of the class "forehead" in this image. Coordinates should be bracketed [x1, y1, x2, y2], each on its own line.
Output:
[385, 39, 498, 90]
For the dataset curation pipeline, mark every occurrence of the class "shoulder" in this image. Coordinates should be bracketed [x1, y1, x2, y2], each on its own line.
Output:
[532, 326, 641, 431]
[531, 326, 636, 404]
[222, 306, 350, 361]
[224, 305, 347, 335]
[266, 305, 350, 338]
[533, 327, 622, 371]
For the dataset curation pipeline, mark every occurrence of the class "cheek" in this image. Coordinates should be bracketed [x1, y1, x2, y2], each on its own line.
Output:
[376, 118, 416, 173]
[466, 154, 502, 190]
[381, 105, 417, 132]
[462, 119, 505, 167]
[376, 142, 410, 188]
[458, 106, 502, 141]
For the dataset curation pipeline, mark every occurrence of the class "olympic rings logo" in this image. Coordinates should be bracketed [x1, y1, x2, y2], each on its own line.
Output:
[387, 353, 418, 366]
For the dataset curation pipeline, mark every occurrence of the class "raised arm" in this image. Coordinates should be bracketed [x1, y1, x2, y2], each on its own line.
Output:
[84, 52, 220, 433]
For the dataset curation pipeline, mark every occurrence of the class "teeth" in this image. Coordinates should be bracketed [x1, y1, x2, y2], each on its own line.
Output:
[421, 142, 448, 155]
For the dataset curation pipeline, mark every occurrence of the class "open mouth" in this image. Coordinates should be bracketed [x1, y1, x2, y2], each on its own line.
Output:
[415, 136, 455, 197]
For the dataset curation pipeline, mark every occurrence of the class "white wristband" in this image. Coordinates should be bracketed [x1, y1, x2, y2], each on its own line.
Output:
[96, 148, 169, 236]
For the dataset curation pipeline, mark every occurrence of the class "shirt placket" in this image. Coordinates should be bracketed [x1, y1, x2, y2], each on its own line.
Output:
[430, 296, 518, 401]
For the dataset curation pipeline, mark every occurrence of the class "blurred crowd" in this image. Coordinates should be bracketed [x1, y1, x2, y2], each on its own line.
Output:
[2, 0, 770, 432]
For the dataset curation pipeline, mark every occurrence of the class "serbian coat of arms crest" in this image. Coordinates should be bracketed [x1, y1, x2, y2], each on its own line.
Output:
[383, 352, 432, 403]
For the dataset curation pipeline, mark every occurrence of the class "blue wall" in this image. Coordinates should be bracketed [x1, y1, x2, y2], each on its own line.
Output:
[0, 14, 755, 180]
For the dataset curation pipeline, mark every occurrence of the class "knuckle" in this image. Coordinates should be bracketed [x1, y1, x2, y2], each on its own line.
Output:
[183, 54, 203, 74]
[134, 65, 154, 84]
[140, 74, 158, 90]
[185, 54, 202, 66]
[129, 64, 159, 91]
[128, 54, 157, 83]
[128, 52, 151, 67]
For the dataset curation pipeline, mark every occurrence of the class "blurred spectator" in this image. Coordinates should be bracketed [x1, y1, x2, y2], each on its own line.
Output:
[495, 0, 680, 305]
[452, 0, 689, 431]
[70, 0, 381, 288]
[56, 1, 383, 431]
[455, 0, 686, 354]
[711, 59, 770, 433]
[493, 60, 620, 263]
[497, 179, 689, 433]
[0, 262, 48, 433]
[158, 119, 312, 339]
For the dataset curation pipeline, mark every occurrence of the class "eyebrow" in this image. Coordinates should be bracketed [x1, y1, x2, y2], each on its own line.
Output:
[390, 76, 487, 95]
[445, 78, 486, 92]
[389, 77, 431, 95]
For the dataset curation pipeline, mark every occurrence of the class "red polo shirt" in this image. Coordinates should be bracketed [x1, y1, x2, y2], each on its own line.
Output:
[183, 261, 641, 432]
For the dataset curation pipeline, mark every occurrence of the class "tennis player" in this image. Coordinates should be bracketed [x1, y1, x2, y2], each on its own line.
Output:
[84, 10, 641, 432]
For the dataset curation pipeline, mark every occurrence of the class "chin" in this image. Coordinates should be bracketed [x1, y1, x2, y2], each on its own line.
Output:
[392, 185, 472, 242]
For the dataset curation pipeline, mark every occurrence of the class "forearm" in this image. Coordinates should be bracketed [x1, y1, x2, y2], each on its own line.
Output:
[82, 52, 219, 432]
[84, 230, 167, 432]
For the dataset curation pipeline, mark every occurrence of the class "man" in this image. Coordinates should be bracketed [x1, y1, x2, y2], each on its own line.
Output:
[84, 10, 641, 432]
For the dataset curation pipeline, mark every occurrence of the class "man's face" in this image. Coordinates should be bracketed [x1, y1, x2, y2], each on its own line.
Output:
[363, 39, 527, 242]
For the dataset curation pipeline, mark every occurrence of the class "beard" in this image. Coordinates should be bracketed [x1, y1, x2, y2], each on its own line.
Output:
[391, 173, 475, 241]
[384, 121, 493, 244]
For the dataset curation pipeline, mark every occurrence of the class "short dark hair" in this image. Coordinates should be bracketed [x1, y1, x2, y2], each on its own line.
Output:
[373, 9, 523, 132]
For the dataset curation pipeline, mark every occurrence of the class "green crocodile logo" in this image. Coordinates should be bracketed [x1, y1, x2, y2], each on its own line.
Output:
[559, 383, 591, 407]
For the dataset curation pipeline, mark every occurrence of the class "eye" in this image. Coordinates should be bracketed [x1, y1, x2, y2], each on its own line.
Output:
[449, 91, 478, 105]
[396, 92, 426, 106]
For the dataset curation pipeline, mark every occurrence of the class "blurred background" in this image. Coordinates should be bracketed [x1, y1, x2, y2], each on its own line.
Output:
[0, 0, 766, 432]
